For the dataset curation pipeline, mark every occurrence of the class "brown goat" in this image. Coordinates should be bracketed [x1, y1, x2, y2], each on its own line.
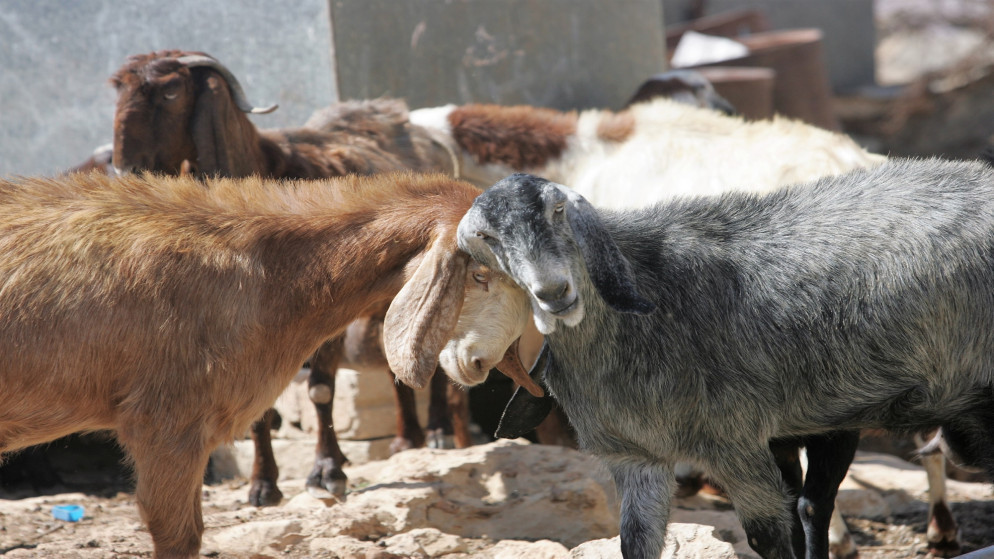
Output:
[109, 50, 467, 506]
[0, 171, 479, 558]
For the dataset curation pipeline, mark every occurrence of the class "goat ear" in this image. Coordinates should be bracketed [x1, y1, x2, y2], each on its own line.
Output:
[565, 195, 656, 315]
[495, 338, 545, 398]
[495, 341, 554, 439]
[384, 238, 469, 390]
[190, 72, 263, 177]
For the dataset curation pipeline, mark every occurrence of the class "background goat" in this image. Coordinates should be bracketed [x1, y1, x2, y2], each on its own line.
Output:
[409, 96, 882, 200]
[430, 162, 994, 559]
[0, 171, 480, 558]
[109, 50, 466, 505]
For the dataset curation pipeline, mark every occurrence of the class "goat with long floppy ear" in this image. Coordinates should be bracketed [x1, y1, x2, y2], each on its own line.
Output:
[110, 50, 473, 507]
[111, 51, 276, 177]
[180, 55, 277, 176]
[561, 190, 657, 317]
[383, 234, 470, 390]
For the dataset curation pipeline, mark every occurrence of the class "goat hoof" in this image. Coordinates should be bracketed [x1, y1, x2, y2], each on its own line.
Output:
[426, 429, 452, 449]
[674, 474, 704, 498]
[305, 458, 348, 500]
[829, 534, 858, 559]
[248, 480, 284, 507]
[927, 539, 961, 558]
[389, 436, 416, 455]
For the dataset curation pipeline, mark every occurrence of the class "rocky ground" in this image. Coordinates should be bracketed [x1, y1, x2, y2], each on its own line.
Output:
[0, 435, 992, 559]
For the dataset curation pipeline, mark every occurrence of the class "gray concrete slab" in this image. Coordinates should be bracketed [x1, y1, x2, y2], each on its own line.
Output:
[329, 0, 667, 111]
[0, 0, 336, 177]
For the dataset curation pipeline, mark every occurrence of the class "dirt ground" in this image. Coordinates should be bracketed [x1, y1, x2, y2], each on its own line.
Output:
[0, 435, 992, 558]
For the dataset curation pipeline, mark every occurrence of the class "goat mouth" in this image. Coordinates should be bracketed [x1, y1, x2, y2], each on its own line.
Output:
[455, 360, 491, 386]
[546, 297, 579, 317]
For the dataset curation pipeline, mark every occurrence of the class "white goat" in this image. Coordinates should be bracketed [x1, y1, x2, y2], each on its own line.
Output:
[410, 97, 884, 207]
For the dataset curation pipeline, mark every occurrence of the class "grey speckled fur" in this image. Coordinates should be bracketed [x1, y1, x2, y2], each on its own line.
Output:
[457, 158, 994, 559]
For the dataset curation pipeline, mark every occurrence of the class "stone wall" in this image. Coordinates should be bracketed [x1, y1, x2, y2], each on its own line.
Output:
[0, 0, 336, 177]
[1, 0, 666, 177]
[329, 0, 666, 111]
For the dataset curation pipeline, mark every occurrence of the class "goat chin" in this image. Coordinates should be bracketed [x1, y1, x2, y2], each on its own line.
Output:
[530, 296, 585, 334]
[437, 345, 489, 387]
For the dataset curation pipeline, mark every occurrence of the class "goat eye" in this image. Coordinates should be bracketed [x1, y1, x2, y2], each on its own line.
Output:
[472, 272, 488, 284]
[553, 203, 565, 214]
[476, 231, 490, 240]
[163, 92, 179, 101]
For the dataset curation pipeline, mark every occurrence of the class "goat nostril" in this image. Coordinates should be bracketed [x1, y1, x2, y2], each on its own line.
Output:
[472, 357, 483, 373]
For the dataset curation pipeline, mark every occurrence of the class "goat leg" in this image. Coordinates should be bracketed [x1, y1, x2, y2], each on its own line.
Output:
[446, 383, 474, 448]
[915, 432, 961, 557]
[120, 427, 212, 559]
[305, 337, 349, 500]
[610, 459, 674, 559]
[389, 371, 427, 454]
[770, 438, 806, 559]
[707, 447, 797, 559]
[425, 365, 456, 449]
[800, 431, 860, 559]
[247, 408, 284, 506]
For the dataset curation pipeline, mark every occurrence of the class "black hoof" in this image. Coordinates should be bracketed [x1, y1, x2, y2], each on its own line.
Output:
[247, 480, 284, 507]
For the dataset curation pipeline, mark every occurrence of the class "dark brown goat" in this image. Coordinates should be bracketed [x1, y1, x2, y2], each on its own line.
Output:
[109, 50, 467, 505]
[0, 171, 479, 558]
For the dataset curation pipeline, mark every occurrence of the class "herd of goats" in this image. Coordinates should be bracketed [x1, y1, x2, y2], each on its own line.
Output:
[1, 49, 993, 559]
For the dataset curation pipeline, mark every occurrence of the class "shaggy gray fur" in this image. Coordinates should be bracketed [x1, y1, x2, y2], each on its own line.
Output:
[457, 159, 994, 559]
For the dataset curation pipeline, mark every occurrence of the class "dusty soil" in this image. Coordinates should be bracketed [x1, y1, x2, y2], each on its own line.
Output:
[0, 435, 992, 558]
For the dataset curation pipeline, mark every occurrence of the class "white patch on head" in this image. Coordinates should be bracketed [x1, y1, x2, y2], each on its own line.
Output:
[436, 264, 532, 386]
[528, 291, 585, 334]
[531, 301, 558, 334]
[408, 104, 455, 134]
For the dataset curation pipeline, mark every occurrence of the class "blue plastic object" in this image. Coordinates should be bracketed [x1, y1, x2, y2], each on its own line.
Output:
[51, 504, 85, 522]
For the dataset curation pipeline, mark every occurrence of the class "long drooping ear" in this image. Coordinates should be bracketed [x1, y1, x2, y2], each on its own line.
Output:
[565, 194, 656, 315]
[495, 341, 553, 439]
[384, 238, 469, 390]
[189, 71, 265, 177]
[495, 338, 544, 397]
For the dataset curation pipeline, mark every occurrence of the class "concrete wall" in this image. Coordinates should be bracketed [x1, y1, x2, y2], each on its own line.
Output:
[330, 0, 667, 111]
[0, 0, 337, 177]
[1, 0, 667, 178]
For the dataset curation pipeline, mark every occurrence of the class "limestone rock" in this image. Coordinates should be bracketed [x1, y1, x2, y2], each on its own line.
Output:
[207, 519, 304, 554]
[570, 524, 739, 559]
[308, 535, 383, 557]
[380, 527, 468, 556]
[334, 439, 620, 548]
[481, 539, 571, 558]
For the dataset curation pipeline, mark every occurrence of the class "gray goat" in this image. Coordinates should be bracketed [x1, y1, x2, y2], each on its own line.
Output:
[450, 159, 994, 559]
